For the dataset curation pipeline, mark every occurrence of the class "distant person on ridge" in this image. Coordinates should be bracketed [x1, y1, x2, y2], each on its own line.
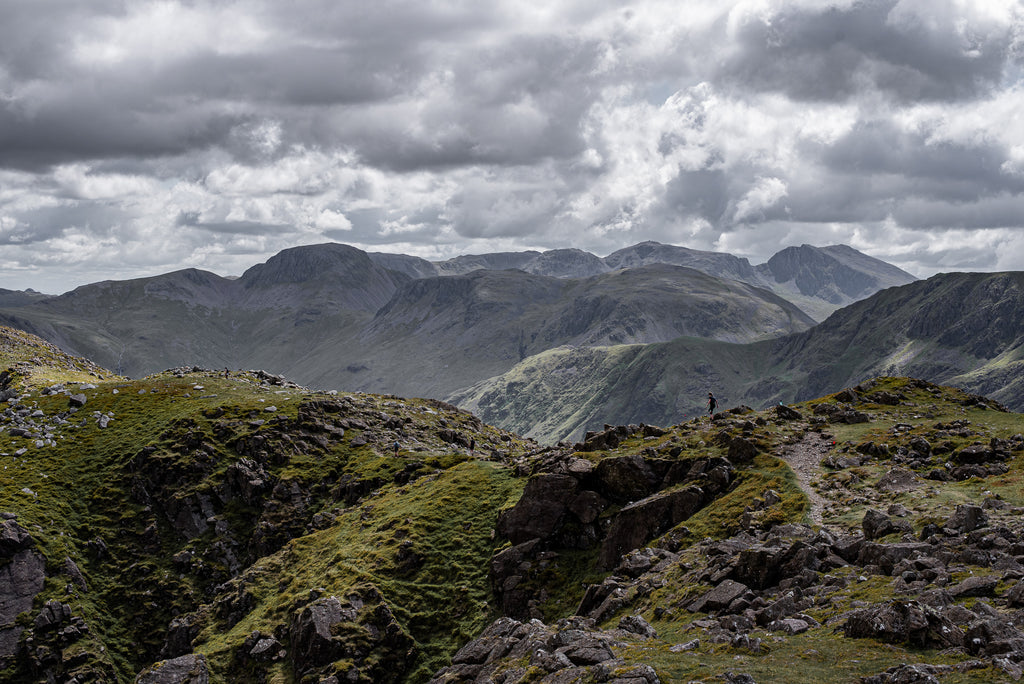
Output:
[707, 392, 717, 417]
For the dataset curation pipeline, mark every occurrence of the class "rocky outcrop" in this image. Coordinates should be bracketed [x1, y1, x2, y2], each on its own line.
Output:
[495, 474, 579, 545]
[598, 487, 707, 569]
[457, 507, 1024, 682]
[289, 586, 415, 683]
[429, 616, 660, 684]
[843, 601, 965, 648]
[0, 515, 45, 666]
[135, 653, 211, 684]
[491, 435, 735, 617]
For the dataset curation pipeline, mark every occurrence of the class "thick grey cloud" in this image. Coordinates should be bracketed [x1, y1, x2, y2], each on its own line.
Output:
[0, 0, 1022, 293]
[717, 0, 1015, 102]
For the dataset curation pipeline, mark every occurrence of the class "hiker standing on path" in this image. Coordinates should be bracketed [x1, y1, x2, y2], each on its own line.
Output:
[707, 392, 717, 417]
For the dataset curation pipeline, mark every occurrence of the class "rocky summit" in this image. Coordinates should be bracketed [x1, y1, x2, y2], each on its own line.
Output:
[2, 327, 1024, 683]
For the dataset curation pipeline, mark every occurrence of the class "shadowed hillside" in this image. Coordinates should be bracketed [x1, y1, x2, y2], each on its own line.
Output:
[0, 247, 817, 403]
[334, 264, 814, 399]
[455, 272, 1024, 443]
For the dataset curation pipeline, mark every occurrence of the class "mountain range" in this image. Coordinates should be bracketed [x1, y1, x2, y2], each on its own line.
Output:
[455, 271, 1024, 441]
[15, 240, 1022, 445]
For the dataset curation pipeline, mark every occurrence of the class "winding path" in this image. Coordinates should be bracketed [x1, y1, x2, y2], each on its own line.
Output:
[775, 433, 834, 526]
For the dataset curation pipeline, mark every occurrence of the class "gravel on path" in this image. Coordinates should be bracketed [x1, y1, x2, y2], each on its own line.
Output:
[775, 431, 835, 526]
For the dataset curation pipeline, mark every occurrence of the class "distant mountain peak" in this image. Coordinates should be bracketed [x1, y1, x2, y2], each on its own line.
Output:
[239, 243, 375, 287]
[757, 243, 916, 307]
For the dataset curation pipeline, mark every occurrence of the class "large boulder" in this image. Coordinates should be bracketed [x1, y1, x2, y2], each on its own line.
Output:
[729, 540, 820, 590]
[862, 509, 913, 540]
[598, 487, 706, 569]
[135, 654, 210, 684]
[963, 618, 1024, 656]
[496, 474, 578, 544]
[857, 542, 932, 575]
[289, 587, 415, 683]
[944, 504, 987, 534]
[594, 454, 659, 504]
[843, 601, 964, 649]
[727, 437, 759, 464]
[773, 405, 802, 421]
[290, 595, 353, 673]
[687, 580, 750, 614]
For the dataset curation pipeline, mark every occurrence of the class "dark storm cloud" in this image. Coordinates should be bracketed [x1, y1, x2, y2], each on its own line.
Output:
[175, 212, 287, 236]
[894, 195, 1024, 230]
[0, 0, 1022, 292]
[717, 0, 1015, 102]
[340, 33, 605, 172]
[0, 203, 124, 245]
[0, 88, 247, 171]
[663, 167, 731, 223]
[0, 1, 123, 79]
[820, 121, 1018, 192]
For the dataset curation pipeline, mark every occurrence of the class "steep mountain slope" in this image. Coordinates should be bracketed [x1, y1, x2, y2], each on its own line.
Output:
[4, 331, 1024, 684]
[770, 270, 1024, 405]
[454, 272, 1024, 443]
[236, 243, 408, 312]
[756, 243, 917, 320]
[327, 264, 814, 399]
[451, 336, 775, 443]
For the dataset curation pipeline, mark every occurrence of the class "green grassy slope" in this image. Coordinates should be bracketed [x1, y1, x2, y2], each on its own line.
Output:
[0, 326, 531, 683]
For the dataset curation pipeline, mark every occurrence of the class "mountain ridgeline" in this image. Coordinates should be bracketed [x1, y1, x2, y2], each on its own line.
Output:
[0, 241, 927, 442]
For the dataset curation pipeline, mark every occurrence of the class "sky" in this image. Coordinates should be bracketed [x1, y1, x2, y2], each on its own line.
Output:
[1, 0, 1022, 294]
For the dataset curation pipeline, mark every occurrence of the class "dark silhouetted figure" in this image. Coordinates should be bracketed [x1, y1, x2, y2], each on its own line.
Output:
[707, 392, 717, 417]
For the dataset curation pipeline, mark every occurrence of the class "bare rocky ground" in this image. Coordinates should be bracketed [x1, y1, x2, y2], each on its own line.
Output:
[775, 432, 833, 525]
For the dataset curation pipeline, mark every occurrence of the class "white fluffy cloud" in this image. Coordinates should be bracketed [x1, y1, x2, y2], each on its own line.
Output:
[0, 0, 1022, 291]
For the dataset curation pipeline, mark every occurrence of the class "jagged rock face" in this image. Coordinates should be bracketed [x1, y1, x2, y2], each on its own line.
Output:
[490, 424, 735, 617]
[758, 244, 915, 304]
[598, 487, 707, 569]
[288, 587, 415, 683]
[495, 474, 579, 545]
[0, 517, 45, 665]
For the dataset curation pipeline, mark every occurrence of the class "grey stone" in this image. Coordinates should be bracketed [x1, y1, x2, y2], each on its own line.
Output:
[688, 580, 750, 613]
[617, 614, 657, 639]
[134, 653, 210, 684]
[944, 504, 987, 534]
